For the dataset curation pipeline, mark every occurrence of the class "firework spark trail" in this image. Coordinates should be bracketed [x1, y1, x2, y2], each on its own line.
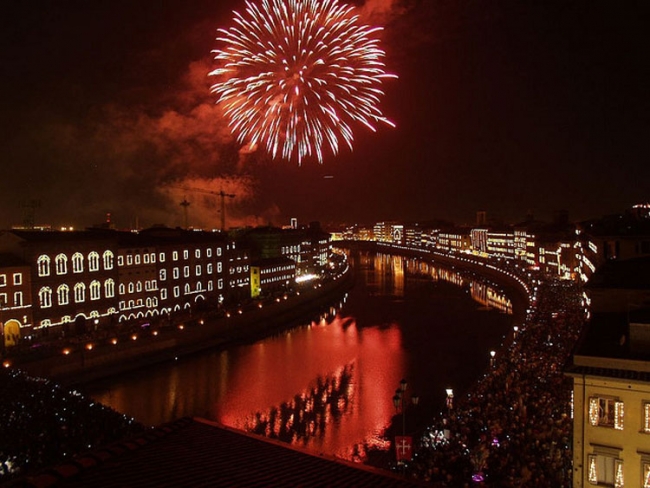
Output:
[210, 0, 396, 164]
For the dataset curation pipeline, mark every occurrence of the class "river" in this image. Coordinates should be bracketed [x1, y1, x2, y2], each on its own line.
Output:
[83, 251, 515, 462]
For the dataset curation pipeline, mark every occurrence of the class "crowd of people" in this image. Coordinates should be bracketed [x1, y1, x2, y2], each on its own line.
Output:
[0, 368, 145, 482]
[409, 278, 586, 486]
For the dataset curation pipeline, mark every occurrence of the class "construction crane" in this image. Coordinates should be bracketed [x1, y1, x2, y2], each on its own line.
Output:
[172, 187, 235, 231]
[179, 198, 191, 229]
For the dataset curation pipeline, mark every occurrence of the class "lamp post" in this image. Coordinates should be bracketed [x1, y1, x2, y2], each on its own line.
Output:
[490, 350, 496, 368]
[446, 388, 454, 413]
[392, 378, 419, 469]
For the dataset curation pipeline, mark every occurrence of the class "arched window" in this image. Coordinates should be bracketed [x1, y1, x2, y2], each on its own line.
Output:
[72, 252, 84, 273]
[74, 283, 86, 303]
[128, 283, 134, 293]
[90, 280, 101, 300]
[103, 250, 114, 270]
[55, 254, 67, 275]
[37, 255, 51, 277]
[57, 284, 69, 305]
[104, 279, 115, 298]
[88, 252, 100, 272]
[136, 281, 142, 292]
[196, 281, 202, 291]
[146, 297, 152, 308]
[184, 283, 190, 294]
[119, 283, 125, 295]
[39, 287, 52, 308]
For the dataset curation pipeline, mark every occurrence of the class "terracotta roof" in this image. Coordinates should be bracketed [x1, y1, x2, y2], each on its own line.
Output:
[21, 418, 422, 488]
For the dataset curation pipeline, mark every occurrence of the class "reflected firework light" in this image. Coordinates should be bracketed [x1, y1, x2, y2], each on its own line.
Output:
[210, 0, 397, 164]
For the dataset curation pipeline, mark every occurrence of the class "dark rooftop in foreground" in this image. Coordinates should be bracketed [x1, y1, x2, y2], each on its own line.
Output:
[17, 418, 423, 488]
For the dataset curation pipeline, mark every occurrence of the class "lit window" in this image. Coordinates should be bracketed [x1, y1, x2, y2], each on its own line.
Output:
[74, 283, 86, 303]
[88, 252, 100, 271]
[128, 283, 134, 293]
[103, 251, 114, 269]
[184, 266, 190, 278]
[72, 252, 84, 273]
[143, 253, 149, 264]
[643, 462, 650, 488]
[39, 287, 52, 308]
[644, 402, 650, 433]
[160, 269, 167, 281]
[159, 252, 165, 262]
[217, 248, 222, 256]
[150, 252, 156, 263]
[14, 291, 23, 307]
[119, 283, 125, 295]
[136, 281, 142, 292]
[146, 297, 152, 308]
[590, 397, 621, 428]
[0, 293, 7, 307]
[90, 281, 101, 300]
[127, 255, 133, 265]
[173, 286, 180, 298]
[207, 248, 212, 258]
[173, 251, 179, 261]
[0, 275, 5, 287]
[118, 256, 124, 267]
[57, 284, 69, 305]
[173, 268, 179, 279]
[184, 250, 189, 259]
[208, 281, 213, 291]
[218, 279, 223, 290]
[217, 262, 222, 273]
[13, 273, 22, 285]
[207, 263, 213, 274]
[196, 265, 202, 276]
[105, 279, 115, 298]
[135, 254, 141, 265]
[195, 249, 201, 258]
[196, 282, 202, 291]
[55, 254, 68, 275]
[161, 288, 167, 300]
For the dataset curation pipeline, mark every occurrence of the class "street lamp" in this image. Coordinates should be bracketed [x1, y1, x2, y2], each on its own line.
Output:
[490, 350, 496, 368]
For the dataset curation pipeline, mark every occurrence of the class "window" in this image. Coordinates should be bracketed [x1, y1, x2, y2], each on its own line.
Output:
[208, 281, 213, 291]
[207, 248, 212, 258]
[104, 279, 115, 298]
[589, 397, 624, 428]
[217, 247, 222, 256]
[196, 282, 202, 291]
[218, 279, 223, 290]
[13, 273, 21, 285]
[72, 252, 84, 273]
[173, 268, 179, 279]
[119, 301, 125, 310]
[127, 255, 133, 266]
[57, 285, 69, 305]
[217, 262, 222, 273]
[143, 253, 149, 264]
[150, 253, 156, 263]
[160, 288, 167, 300]
[90, 281, 101, 300]
[195, 249, 201, 258]
[39, 287, 52, 308]
[184, 266, 190, 278]
[644, 462, 650, 488]
[55, 254, 68, 275]
[128, 283, 134, 293]
[103, 250, 114, 269]
[588, 447, 623, 486]
[0, 293, 6, 307]
[74, 283, 86, 303]
[207, 263, 213, 274]
[183, 250, 189, 259]
[14, 291, 23, 307]
[173, 286, 180, 298]
[38, 255, 51, 276]
[88, 251, 99, 271]
[159, 252, 165, 262]
[644, 402, 650, 433]
[184, 284, 190, 294]
[173, 251, 179, 261]
[118, 256, 124, 267]
[119, 283, 126, 295]
[196, 265, 202, 276]
[135, 254, 141, 265]
[136, 281, 142, 292]
[0, 275, 5, 287]
[160, 269, 167, 281]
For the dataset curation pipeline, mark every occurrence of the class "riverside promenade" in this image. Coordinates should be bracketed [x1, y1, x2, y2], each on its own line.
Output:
[5, 268, 354, 386]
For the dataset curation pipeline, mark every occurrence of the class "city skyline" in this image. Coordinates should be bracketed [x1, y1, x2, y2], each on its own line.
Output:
[1, 0, 648, 230]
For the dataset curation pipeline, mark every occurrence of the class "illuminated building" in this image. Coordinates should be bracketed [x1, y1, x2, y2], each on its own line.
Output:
[250, 257, 296, 298]
[567, 258, 650, 487]
[0, 253, 33, 345]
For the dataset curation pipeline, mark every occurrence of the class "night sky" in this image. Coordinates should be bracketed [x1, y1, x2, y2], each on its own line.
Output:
[1, 0, 648, 230]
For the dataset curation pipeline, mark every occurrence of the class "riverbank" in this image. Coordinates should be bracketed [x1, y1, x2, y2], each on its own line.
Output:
[10, 269, 354, 386]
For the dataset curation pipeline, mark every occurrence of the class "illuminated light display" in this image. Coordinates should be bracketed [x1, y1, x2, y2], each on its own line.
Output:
[589, 398, 599, 426]
[614, 459, 624, 487]
[614, 401, 624, 430]
[645, 403, 650, 433]
[644, 463, 650, 488]
[210, 0, 396, 164]
[588, 455, 597, 484]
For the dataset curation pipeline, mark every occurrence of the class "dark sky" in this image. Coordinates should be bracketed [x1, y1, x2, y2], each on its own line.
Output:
[1, 0, 648, 230]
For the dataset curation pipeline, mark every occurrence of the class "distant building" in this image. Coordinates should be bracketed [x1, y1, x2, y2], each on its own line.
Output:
[250, 257, 296, 298]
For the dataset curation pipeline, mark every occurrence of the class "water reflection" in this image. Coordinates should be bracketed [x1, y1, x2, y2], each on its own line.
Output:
[86, 251, 513, 463]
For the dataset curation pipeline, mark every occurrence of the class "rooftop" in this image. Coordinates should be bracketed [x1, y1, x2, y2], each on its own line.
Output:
[20, 418, 422, 488]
